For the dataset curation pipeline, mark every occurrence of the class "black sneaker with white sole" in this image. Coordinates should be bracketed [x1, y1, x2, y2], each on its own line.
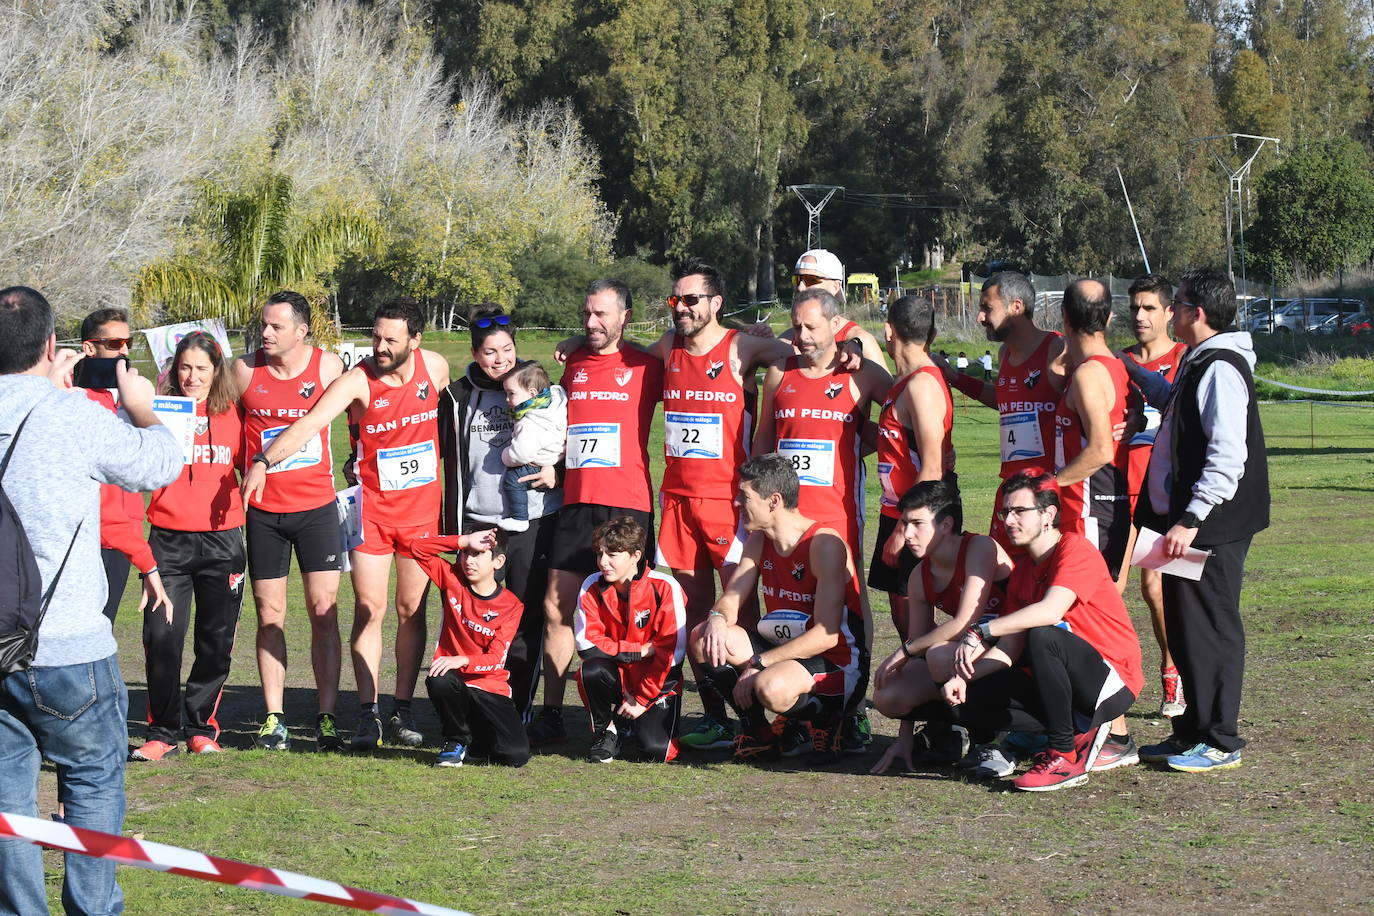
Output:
[587, 727, 620, 763]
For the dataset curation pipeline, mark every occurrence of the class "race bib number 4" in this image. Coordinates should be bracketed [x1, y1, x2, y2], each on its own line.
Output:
[567, 423, 621, 470]
[757, 609, 810, 646]
[1000, 411, 1046, 463]
[777, 438, 835, 487]
[376, 441, 437, 490]
[665, 412, 724, 460]
[262, 424, 323, 473]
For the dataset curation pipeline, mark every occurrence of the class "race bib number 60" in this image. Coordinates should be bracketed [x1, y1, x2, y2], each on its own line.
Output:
[757, 609, 810, 646]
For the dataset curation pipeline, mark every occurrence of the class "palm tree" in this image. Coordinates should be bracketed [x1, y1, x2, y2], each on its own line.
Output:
[132, 173, 379, 329]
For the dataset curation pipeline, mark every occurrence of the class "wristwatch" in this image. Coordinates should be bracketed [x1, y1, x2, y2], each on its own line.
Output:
[1178, 510, 1201, 529]
[974, 621, 999, 648]
[251, 452, 271, 468]
[748, 654, 767, 671]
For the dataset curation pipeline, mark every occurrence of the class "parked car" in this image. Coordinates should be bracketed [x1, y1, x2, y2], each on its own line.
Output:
[1251, 298, 1364, 334]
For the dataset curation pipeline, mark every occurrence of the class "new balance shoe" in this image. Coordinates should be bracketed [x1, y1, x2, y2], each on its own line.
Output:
[843, 711, 874, 754]
[315, 713, 346, 752]
[129, 740, 180, 762]
[1139, 735, 1192, 764]
[435, 740, 468, 768]
[772, 715, 811, 758]
[970, 743, 1019, 779]
[526, 707, 568, 746]
[187, 736, 222, 754]
[679, 715, 735, 750]
[587, 727, 621, 763]
[1091, 733, 1139, 771]
[1160, 668, 1186, 718]
[1013, 749, 1089, 791]
[808, 718, 843, 766]
[350, 713, 383, 751]
[1166, 743, 1242, 773]
[732, 728, 780, 762]
[388, 710, 423, 747]
[254, 713, 289, 751]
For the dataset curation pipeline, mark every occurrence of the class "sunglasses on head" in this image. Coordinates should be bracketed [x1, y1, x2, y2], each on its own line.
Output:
[85, 337, 132, 348]
[667, 293, 714, 308]
[473, 314, 512, 329]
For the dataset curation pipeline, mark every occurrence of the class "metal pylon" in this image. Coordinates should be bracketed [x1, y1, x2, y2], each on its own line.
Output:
[1189, 134, 1281, 286]
[788, 185, 843, 250]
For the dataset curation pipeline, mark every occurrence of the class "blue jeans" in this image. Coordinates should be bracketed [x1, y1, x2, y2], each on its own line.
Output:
[501, 462, 538, 522]
[0, 654, 128, 915]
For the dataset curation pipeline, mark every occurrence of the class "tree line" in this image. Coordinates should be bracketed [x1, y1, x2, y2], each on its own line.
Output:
[3, 0, 1372, 329]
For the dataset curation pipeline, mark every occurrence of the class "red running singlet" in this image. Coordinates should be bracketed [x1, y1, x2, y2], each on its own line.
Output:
[355, 355, 441, 527]
[1054, 354, 1130, 534]
[876, 365, 955, 518]
[756, 522, 865, 672]
[661, 330, 753, 497]
[771, 357, 863, 532]
[560, 346, 663, 511]
[919, 532, 1008, 618]
[241, 347, 335, 513]
[994, 332, 1062, 478]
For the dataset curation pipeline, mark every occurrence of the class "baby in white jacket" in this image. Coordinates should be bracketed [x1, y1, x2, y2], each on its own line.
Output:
[500, 360, 567, 532]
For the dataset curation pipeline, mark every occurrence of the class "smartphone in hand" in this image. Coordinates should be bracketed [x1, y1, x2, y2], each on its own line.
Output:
[73, 356, 129, 389]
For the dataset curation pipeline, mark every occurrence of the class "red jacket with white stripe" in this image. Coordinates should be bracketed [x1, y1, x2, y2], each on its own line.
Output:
[575, 569, 687, 707]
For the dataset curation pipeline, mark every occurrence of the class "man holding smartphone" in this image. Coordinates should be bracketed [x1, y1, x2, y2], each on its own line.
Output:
[78, 309, 170, 623]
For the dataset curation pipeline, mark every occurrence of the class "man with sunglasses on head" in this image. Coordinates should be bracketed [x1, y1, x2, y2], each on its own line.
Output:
[531, 279, 664, 747]
[242, 298, 450, 751]
[235, 291, 347, 752]
[777, 250, 887, 367]
[79, 309, 169, 623]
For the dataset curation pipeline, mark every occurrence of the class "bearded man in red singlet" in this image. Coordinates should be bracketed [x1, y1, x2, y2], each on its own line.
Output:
[944, 271, 1068, 555]
[242, 298, 450, 751]
[236, 291, 347, 752]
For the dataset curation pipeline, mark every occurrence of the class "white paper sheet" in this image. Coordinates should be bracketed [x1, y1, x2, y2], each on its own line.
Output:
[1130, 527, 1209, 581]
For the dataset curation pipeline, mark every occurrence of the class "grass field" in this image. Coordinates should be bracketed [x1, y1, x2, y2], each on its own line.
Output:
[32, 329, 1374, 913]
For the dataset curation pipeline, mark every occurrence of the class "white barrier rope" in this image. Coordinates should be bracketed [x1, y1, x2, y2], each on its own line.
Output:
[0, 811, 472, 915]
[1254, 376, 1374, 397]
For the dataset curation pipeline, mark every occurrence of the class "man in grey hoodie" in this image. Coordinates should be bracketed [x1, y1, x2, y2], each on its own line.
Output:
[1122, 268, 1270, 774]
[0, 286, 182, 915]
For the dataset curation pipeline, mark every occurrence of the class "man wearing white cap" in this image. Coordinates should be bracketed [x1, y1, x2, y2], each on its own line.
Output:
[783, 249, 887, 366]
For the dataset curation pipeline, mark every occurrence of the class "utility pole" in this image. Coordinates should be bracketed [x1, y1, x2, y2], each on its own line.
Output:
[788, 185, 843, 250]
[1190, 133, 1281, 289]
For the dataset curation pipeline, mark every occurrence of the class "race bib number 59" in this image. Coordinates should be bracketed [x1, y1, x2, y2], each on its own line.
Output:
[376, 441, 437, 490]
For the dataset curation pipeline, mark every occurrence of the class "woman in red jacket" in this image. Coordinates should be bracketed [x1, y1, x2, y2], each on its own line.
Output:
[130, 332, 247, 760]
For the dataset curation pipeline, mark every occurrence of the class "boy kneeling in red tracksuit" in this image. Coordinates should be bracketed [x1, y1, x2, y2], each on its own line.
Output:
[409, 529, 530, 768]
[575, 516, 688, 763]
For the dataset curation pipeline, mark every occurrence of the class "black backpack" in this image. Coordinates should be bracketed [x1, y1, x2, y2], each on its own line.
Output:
[0, 411, 81, 675]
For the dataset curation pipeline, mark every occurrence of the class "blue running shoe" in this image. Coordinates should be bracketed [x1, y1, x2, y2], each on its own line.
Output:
[1166, 743, 1242, 773]
[435, 740, 467, 768]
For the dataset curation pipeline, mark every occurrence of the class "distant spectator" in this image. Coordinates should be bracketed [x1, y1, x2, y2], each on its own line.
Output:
[980, 350, 994, 379]
[0, 285, 181, 914]
[956, 351, 969, 372]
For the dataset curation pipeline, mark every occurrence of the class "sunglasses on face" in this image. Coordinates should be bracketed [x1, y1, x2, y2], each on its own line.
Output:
[667, 293, 715, 308]
[793, 274, 828, 288]
[473, 314, 512, 329]
[85, 337, 132, 349]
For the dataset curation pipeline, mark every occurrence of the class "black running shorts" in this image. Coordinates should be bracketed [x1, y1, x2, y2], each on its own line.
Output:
[246, 502, 343, 580]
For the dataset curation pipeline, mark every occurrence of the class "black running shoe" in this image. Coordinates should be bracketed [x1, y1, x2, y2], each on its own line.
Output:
[587, 727, 621, 763]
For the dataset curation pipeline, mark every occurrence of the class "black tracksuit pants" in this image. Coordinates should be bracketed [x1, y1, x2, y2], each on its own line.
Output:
[425, 672, 530, 766]
[577, 655, 680, 762]
[924, 625, 1136, 753]
[143, 527, 245, 743]
[1162, 536, 1251, 753]
[100, 547, 131, 623]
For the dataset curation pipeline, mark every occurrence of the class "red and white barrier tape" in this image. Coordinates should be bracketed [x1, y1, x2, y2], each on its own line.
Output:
[0, 812, 472, 915]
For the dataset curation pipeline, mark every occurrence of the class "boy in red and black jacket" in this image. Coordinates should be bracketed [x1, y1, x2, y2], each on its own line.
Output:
[574, 516, 687, 763]
[409, 528, 529, 768]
